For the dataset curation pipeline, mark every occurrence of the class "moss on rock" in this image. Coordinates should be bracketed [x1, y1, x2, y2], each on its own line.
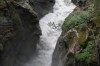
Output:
[75, 40, 94, 64]
[96, 16, 100, 27]
[0, 0, 6, 9]
[62, 10, 92, 33]
[78, 29, 89, 46]
[9, 7, 23, 30]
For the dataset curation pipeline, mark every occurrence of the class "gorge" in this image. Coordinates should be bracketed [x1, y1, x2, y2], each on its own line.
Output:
[25, 0, 75, 66]
[0, 0, 100, 66]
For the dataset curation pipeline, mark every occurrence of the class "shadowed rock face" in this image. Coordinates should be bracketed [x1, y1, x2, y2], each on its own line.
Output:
[29, 0, 55, 18]
[0, 0, 55, 66]
[52, 0, 100, 66]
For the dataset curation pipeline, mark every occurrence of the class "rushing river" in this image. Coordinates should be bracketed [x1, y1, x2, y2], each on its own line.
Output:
[25, 0, 76, 66]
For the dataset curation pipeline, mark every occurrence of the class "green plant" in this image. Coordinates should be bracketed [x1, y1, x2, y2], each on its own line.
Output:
[62, 11, 92, 32]
[0, 0, 7, 9]
[94, 0, 100, 16]
[11, 8, 22, 26]
[10, 7, 24, 31]
[75, 41, 94, 64]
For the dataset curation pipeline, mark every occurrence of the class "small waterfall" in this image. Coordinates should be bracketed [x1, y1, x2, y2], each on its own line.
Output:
[25, 0, 76, 66]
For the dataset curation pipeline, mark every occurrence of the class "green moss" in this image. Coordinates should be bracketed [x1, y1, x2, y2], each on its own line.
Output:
[75, 28, 96, 64]
[11, 8, 21, 26]
[9, 7, 24, 30]
[62, 11, 92, 33]
[96, 16, 100, 27]
[94, 0, 100, 16]
[75, 41, 94, 64]
[0, 0, 6, 9]
[0, 0, 17, 9]
[78, 30, 88, 46]
[94, 0, 100, 28]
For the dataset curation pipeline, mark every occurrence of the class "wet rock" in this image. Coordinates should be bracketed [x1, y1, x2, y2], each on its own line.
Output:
[52, 0, 100, 66]
[0, 0, 55, 66]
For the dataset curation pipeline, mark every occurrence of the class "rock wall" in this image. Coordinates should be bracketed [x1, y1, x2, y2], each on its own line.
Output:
[0, 0, 55, 66]
[52, 0, 100, 66]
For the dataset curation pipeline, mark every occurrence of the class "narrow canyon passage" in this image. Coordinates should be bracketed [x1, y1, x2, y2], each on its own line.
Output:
[25, 0, 76, 66]
[0, 0, 99, 66]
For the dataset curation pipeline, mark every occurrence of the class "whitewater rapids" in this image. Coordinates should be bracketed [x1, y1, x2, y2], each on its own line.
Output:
[25, 0, 76, 66]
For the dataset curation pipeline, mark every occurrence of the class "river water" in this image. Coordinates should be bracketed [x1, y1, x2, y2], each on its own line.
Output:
[25, 0, 76, 66]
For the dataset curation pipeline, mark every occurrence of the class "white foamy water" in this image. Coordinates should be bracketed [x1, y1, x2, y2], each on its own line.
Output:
[25, 0, 76, 66]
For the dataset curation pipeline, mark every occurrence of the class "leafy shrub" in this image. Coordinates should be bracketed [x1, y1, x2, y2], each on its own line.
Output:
[62, 11, 92, 32]
[75, 41, 94, 64]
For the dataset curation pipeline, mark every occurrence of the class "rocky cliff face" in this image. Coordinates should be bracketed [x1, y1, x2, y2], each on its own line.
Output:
[0, 0, 55, 66]
[30, 0, 55, 18]
[52, 0, 100, 66]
